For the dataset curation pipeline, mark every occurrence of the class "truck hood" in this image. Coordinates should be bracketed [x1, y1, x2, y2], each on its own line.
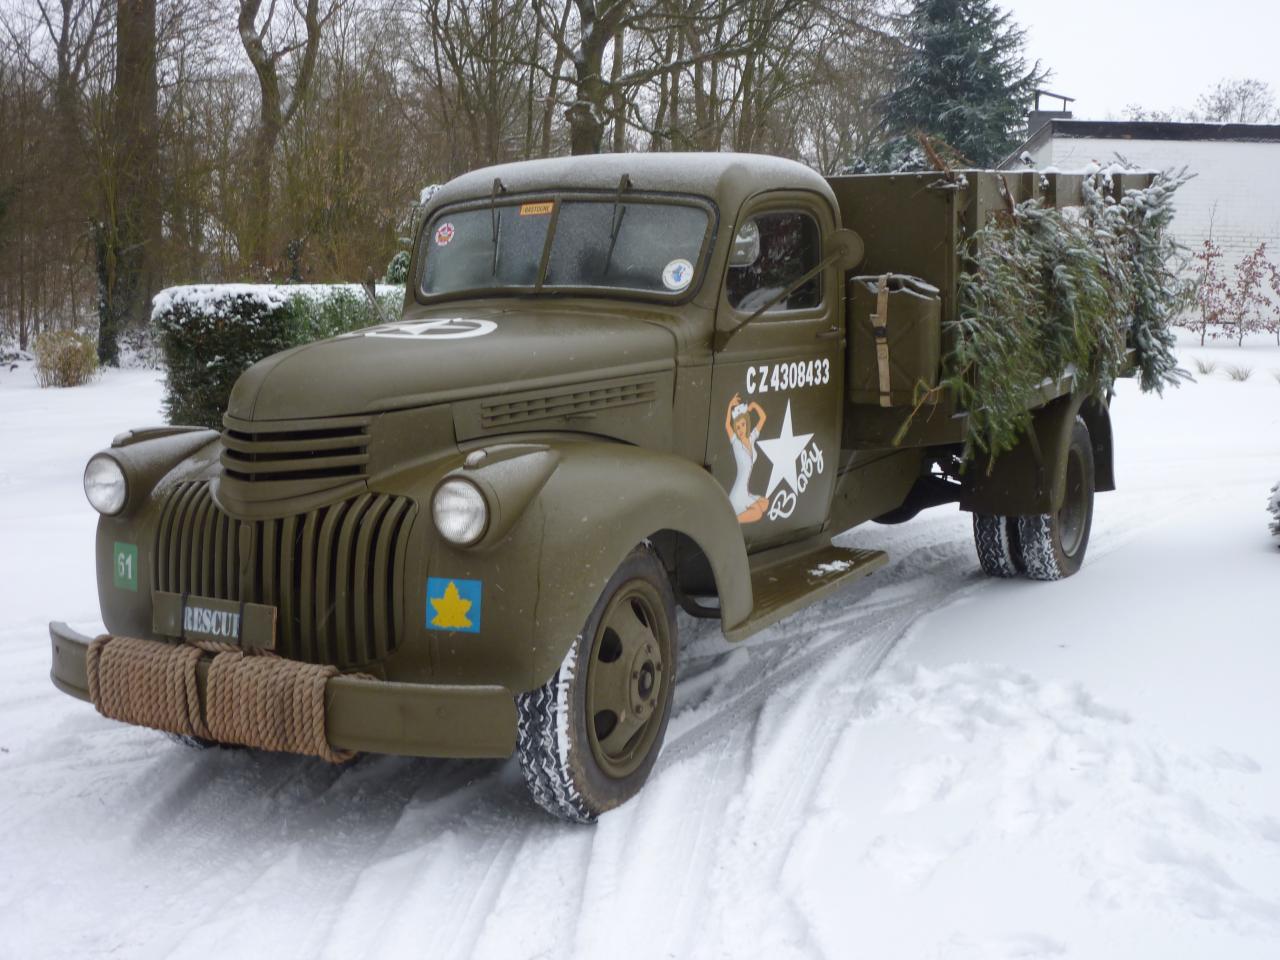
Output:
[227, 308, 677, 421]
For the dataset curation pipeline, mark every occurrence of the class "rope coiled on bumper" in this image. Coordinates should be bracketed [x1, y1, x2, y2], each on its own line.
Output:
[86, 635, 353, 763]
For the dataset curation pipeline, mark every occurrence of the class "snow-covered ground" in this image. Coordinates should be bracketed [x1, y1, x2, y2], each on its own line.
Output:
[1, 336, 1278, 959]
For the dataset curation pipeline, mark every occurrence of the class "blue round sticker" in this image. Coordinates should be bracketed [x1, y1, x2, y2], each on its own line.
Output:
[662, 258, 693, 291]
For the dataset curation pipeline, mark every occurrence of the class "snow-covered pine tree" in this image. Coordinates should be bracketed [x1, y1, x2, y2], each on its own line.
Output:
[880, 0, 1046, 168]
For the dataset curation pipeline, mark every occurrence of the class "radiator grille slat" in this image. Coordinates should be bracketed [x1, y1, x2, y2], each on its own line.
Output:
[153, 482, 415, 668]
[278, 514, 298, 657]
[353, 495, 391, 663]
[173, 482, 201, 593]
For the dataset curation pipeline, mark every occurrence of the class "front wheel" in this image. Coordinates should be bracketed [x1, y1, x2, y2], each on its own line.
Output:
[1016, 416, 1095, 580]
[515, 545, 678, 822]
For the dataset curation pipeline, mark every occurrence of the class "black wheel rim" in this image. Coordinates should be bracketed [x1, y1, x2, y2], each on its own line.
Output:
[1058, 445, 1087, 558]
[584, 580, 671, 779]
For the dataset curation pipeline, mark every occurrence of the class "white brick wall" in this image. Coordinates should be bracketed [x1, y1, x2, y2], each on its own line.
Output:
[1032, 136, 1280, 270]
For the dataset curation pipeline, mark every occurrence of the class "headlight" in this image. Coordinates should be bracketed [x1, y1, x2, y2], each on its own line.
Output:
[432, 478, 489, 546]
[84, 454, 128, 515]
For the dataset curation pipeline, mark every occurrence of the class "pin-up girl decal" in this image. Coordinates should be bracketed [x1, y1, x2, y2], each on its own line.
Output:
[725, 392, 769, 524]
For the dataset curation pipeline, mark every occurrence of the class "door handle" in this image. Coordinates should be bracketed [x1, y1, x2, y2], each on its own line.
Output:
[816, 327, 842, 341]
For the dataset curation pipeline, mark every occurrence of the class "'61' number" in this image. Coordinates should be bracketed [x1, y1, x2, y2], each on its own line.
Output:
[113, 541, 138, 591]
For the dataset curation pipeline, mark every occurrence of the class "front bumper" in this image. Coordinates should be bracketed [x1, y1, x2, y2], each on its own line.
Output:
[49, 621, 517, 759]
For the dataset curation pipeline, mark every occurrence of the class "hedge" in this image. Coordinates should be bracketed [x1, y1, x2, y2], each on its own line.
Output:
[153, 284, 403, 428]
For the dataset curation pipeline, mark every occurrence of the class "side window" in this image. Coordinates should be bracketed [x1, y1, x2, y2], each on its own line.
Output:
[725, 211, 822, 314]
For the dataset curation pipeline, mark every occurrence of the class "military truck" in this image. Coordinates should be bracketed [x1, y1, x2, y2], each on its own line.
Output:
[51, 153, 1146, 822]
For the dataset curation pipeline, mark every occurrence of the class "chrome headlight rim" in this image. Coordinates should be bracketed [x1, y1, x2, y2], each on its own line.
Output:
[83, 453, 129, 516]
[431, 476, 490, 547]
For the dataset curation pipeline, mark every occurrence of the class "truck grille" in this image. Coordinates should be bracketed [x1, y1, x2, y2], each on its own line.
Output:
[220, 414, 370, 499]
[153, 481, 415, 668]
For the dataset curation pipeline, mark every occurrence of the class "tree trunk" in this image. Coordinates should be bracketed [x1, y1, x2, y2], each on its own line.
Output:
[610, 27, 626, 152]
[102, 0, 158, 365]
[248, 110, 281, 267]
[567, 101, 604, 155]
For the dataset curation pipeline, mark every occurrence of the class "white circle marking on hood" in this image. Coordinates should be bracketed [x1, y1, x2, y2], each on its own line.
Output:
[364, 318, 497, 340]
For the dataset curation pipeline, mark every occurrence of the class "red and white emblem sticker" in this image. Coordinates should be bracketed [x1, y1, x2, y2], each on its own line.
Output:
[434, 222, 456, 246]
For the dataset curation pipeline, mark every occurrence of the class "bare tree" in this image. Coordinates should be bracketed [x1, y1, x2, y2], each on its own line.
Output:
[407, 0, 541, 175]
[1195, 78, 1278, 125]
[531, 0, 810, 155]
[236, 0, 332, 267]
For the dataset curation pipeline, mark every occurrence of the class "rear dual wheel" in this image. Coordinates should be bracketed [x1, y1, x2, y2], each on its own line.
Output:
[516, 545, 677, 823]
[972, 417, 1095, 581]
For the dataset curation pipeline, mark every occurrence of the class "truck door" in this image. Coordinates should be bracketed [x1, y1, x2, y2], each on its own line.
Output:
[707, 196, 844, 552]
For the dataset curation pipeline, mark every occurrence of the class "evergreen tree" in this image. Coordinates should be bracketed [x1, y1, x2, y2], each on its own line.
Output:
[881, 0, 1046, 168]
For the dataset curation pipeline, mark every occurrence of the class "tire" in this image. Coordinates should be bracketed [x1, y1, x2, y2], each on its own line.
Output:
[515, 545, 678, 823]
[1015, 416, 1095, 580]
[973, 514, 1023, 577]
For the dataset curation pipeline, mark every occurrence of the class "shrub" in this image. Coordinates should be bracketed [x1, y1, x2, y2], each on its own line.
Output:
[1225, 364, 1253, 382]
[1188, 240, 1280, 345]
[1270, 482, 1280, 539]
[1193, 357, 1217, 376]
[289, 286, 401, 341]
[384, 250, 411, 284]
[153, 283, 403, 428]
[33, 330, 99, 387]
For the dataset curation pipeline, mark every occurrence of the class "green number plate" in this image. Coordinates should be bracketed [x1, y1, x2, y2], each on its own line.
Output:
[113, 541, 138, 591]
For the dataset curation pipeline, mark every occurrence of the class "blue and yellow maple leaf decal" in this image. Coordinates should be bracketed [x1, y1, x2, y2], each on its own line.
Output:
[426, 577, 482, 633]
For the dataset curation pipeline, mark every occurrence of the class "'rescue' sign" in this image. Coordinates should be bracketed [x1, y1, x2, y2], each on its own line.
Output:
[151, 591, 277, 651]
[184, 603, 241, 640]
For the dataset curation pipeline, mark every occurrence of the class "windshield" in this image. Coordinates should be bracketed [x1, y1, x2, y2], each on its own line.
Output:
[419, 197, 711, 299]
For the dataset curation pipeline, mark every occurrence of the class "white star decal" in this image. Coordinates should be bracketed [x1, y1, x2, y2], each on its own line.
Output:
[757, 401, 813, 497]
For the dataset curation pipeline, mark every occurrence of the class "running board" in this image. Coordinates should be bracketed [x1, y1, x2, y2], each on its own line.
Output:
[723, 543, 888, 643]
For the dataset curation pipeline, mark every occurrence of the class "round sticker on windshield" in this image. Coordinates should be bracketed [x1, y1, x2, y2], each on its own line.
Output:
[662, 258, 694, 292]
[434, 222, 455, 246]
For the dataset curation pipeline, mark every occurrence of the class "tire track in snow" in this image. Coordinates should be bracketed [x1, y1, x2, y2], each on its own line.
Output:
[0, 487, 1199, 960]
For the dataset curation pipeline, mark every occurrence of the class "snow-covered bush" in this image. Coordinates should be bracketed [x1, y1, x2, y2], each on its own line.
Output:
[384, 250, 411, 285]
[288, 286, 402, 342]
[33, 330, 99, 388]
[1269, 483, 1280, 539]
[153, 284, 402, 428]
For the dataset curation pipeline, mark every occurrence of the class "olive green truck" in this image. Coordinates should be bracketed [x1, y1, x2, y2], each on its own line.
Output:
[51, 153, 1147, 821]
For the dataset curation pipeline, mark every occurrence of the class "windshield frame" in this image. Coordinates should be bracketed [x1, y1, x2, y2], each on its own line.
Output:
[414, 190, 719, 306]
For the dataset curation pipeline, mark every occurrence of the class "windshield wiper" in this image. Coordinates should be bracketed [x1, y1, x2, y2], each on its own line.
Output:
[603, 173, 631, 275]
[490, 177, 505, 276]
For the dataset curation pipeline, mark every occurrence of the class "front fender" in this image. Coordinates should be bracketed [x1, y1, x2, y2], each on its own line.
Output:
[95, 428, 223, 639]
[531, 443, 752, 681]
[415, 440, 751, 693]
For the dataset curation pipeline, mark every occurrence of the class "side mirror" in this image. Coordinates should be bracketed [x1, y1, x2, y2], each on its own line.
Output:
[728, 219, 761, 268]
[829, 228, 865, 272]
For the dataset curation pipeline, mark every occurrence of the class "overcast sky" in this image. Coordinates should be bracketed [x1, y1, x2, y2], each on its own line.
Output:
[1002, 0, 1280, 119]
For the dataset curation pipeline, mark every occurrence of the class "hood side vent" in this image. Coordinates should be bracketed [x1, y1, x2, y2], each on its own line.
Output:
[481, 378, 657, 429]
[220, 414, 371, 505]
